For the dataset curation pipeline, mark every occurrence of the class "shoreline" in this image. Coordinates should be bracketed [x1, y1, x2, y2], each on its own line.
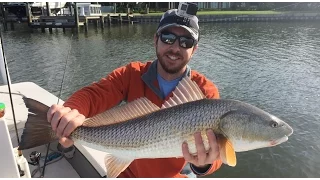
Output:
[1, 12, 319, 32]
[133, 12, 320, 23]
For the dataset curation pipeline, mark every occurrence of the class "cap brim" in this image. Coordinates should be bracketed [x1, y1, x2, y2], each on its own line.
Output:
[157, 23, 198, 41]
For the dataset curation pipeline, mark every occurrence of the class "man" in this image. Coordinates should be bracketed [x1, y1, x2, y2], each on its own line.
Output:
[47, 8, 222, 178]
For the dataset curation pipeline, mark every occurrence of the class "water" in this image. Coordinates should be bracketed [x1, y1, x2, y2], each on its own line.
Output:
[1, 21, 320, 178]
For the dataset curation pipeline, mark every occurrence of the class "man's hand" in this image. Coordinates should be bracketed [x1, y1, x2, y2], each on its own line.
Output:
[47, 104, 86, 148]
[182, 129, 220, 168]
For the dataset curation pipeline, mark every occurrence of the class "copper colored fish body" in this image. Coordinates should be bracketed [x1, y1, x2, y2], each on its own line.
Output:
[18, 77, 293, 178]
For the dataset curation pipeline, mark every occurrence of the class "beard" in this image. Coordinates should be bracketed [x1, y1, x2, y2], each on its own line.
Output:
[156, 48, 188, 74]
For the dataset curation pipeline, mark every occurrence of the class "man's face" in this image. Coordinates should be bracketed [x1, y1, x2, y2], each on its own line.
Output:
[154, 26, 198, 74]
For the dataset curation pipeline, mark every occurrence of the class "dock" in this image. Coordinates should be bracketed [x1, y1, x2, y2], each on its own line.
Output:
[29, 13, 134, 33]
[1, 13, 134, 33]
[0, 2, 134, 33]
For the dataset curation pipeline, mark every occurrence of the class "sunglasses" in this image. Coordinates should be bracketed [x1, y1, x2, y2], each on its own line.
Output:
[158, 31, 197, 49]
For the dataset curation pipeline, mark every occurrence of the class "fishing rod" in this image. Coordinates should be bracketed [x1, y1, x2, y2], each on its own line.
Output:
[0, 24, 75, 177]
[0, 23, 20, 153]
[40, 31, 74, 178]
[31, 4, 77, 177]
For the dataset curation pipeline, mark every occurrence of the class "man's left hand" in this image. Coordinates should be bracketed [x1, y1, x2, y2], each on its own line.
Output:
[182, 129, 220, 167]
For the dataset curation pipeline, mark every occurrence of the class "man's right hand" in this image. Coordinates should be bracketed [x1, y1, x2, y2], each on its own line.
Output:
[47, 104, 86, 148]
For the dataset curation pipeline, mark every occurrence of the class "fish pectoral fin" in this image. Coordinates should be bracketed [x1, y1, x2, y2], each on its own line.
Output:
[161, 76, 206, 109]
[104, 153, 133, 178]
[217, 136, 237, 167]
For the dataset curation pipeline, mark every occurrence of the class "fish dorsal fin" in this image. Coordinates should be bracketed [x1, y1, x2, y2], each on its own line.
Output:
[161, 76, 206, 109]
[83, 97, 160, 127]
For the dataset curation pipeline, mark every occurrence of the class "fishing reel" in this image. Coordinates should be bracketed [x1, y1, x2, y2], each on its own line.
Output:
[29, 151, 41, 166]
[57, 143, 75, 159]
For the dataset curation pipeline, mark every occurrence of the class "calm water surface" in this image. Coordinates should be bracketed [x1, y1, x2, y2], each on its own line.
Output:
[1, 21, 320, 178]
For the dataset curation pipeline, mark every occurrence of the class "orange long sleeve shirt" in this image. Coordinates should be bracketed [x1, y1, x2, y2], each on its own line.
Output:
[63, 60, 222, 178]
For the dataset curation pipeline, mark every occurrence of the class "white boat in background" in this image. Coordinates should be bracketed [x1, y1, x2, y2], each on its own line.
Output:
[5, 2, 66, 8]
[30, 2, 68, 16]
[3, 2, 69, 18]
[30, 2, 67, 9]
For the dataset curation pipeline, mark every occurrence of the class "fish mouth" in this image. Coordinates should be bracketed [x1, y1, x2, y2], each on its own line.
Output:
[269, 127, 293, 147]
[269, 136, 289, 146]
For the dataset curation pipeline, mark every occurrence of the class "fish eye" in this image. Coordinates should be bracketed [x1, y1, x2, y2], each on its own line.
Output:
[270, 121, 278, 128]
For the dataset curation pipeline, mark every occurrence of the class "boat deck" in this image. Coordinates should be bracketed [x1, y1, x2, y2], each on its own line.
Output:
[0, 82, 108, 178]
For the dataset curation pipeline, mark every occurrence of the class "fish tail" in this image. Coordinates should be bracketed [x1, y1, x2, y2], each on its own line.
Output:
[18, 97, 58, 150]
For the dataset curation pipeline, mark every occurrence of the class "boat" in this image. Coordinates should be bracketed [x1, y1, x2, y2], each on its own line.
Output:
[0, 82, 108, 178]
[31, 2, 68, 16]
[3, 2, 68, 20]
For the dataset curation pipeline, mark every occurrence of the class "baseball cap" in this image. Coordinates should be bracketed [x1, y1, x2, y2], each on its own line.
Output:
[156, 9, 199, 41]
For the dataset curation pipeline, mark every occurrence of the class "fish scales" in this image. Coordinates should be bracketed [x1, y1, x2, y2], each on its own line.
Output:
[70, 99, 231, 158]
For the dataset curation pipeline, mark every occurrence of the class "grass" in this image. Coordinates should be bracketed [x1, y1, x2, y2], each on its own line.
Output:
[106, 10, 316, 17]
[134, 10, 283, 16]
[197, 10, 282, 15]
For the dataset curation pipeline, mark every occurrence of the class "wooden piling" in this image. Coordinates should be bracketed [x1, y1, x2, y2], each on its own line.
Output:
[45, 2, 50, 16]
[84, 18, 88, 32]
[100, 16, 104, 29]
[74, 2, 79, 32]
[0, 3, 8, 31]
[68, 2, 72, 16]
[46, 3, 52, 33]
[118, 14, 122, 25]
[25, 3, 32, 26]
[107, 14, 111, 26]
[127, 13, 131, 24]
